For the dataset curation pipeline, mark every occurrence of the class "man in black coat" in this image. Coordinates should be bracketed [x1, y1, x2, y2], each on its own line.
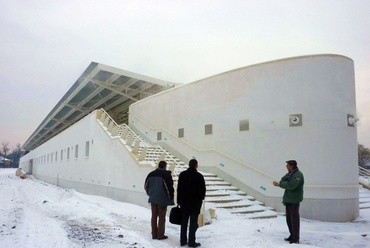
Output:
[177, 159, 206, 247]
[144, 161, 174, 240]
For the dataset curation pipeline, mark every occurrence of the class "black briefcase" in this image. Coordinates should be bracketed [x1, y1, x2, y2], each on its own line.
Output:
[169, 205, 182, 225]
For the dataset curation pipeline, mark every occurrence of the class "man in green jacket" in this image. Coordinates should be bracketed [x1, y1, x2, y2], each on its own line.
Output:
[273, 160, 304, 244]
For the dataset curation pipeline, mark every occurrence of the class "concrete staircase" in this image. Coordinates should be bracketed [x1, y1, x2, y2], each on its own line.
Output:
[96, 109, 277, 220]
[359, 166, 370, 209]
[133, 143, 278, 218]
[98, 109, 370, 221]
[171, 163, 277, 219]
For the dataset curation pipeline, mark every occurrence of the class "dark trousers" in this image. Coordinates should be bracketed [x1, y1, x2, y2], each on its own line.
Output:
[286, 203, 300, 241]
[150, 203, 167, 239]
[180, 212, 199, 245]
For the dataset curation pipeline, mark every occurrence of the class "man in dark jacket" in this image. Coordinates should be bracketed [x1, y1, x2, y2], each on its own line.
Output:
[177, 159, 206, 247]
[144, 161, 174, 240]
[273, 160, 304, 244]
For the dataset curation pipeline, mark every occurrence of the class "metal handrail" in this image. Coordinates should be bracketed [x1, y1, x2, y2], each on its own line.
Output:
[359, 166, 370, 189]
[359, 166, 370, 178]
[98, 109, 147, 146]
[96, 109, 185, 175]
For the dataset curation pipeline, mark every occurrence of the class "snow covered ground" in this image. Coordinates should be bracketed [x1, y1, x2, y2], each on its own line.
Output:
[1, 168, 369, 248]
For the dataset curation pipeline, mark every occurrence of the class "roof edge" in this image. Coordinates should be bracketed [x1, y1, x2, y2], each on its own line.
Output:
[191, 54, 353, 84]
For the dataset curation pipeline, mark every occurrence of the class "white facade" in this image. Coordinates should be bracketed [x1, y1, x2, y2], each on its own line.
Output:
[129, 54, 358, 221]
[20, 54, 358, 221]
[20, 111, 152, 207]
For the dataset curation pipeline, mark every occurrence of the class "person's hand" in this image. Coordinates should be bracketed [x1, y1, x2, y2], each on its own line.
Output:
[273, 181, 280, 187]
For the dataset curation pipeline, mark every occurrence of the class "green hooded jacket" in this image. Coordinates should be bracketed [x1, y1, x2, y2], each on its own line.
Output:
[279, 168, 304, 204]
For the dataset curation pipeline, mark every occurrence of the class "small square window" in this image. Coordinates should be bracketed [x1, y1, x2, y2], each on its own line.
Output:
[205, 124, 213, 135]
[178, 128, 184, 138]
[239, 119, 249, 131]
[157, 132, 162, 141]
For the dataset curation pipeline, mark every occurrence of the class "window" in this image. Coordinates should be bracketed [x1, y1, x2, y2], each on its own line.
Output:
[178, 128, 184, 138]
[55, 151, 58, 162]
[157, 132, 162, 141]
[61, 149, 63, 161]
[67, 148, 70, 160]
[239, 119, 249, 131]
[85, 141, 90, 157]
[75, 145, 79, 159]
[205, 124, 213, 135]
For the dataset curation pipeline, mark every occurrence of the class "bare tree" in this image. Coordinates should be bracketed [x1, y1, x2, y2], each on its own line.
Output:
[1, 141, 10, 159]
[12, 143, 22, 166]
[358, 144, 370, 168]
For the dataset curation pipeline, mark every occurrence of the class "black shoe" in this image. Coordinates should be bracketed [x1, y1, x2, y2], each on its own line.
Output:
[157, 236, 168, 240]
[284, 236, 293, 242]
[289, 240, 299, 244]
[188, 243, 201, 247]
[180, 242, 187, 246]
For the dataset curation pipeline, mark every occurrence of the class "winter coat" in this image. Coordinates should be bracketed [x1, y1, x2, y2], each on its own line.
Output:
[177, 167, 206, 215]
[279, 168, 304, 204]
[144, 168, 175, 206]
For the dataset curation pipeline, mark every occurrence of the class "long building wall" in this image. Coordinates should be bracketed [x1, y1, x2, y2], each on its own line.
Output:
[20, 54, 359, 221]
[20, 111, 151, 207]
[129, 54, 359, 221]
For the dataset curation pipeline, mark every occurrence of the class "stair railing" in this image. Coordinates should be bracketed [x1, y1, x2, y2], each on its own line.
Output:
[96, 109, 185, 176]
[95, 108, 276, 221]
[359, 166, 370, 177]
[359, 166, 370, 189]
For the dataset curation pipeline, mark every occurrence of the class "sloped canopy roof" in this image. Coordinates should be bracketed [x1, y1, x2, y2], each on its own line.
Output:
[22, 62, 177, 151]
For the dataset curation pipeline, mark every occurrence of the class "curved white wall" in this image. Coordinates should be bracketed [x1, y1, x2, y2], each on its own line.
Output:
[129, 54, 358, 221]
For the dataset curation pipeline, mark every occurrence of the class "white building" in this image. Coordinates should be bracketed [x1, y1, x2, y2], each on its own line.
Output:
[20, 54, 359, 221]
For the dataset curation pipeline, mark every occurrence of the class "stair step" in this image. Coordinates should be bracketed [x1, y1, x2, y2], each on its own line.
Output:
[206, 198, 241, 203]
[205, 181, 231, 186]
[206, 192, 230, 197]
[359, 202, 370, 209]
[359, 198, 370, 204]
[206, 190, 247, 197]
[215, 199, 258, 208]
[200, 172, 218, 177]
[229, 205, 266, 214]
[205, 195, 245, 203]
[225, 190, 248, 196]
[248, 210, 278, 219]
[101, 117, 280, 221]
[206, 185, 239, 191]
[204, 177, 224, 181]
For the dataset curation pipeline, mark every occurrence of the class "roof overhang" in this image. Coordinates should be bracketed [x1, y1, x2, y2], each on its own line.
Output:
[22, 62, 178, 151]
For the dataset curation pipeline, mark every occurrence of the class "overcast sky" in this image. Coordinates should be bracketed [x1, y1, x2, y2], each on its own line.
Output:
[0, 0, 369, 151]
